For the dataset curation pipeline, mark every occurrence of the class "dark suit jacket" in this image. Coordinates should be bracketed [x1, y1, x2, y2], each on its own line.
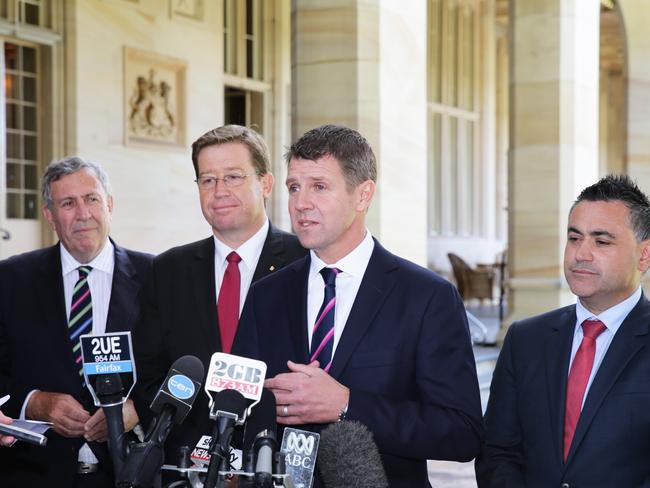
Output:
[0, 241, 152, 487]
[234, 240, 484, 488]
[133, 223, 306, 460]
[475, 295, 650, 488]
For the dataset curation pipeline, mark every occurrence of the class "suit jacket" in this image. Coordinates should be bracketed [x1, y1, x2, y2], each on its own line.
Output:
[0, 241, 153, 487]
[234, 240, 484, 488]
[475, 295, 650, 488]
[133, 223, 306, 460]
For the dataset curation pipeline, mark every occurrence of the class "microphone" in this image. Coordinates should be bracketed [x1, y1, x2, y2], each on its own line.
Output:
[280, 427, 320, 488]
[95, 373, 127, 474]
[318, 421, 388, 488]
[252, 429, 277, 488]
[203, 389, 248, 488]
[118, 355, 204, 488]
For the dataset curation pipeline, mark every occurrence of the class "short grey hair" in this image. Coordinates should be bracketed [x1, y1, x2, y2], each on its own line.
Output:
[42, 156, 112, 209]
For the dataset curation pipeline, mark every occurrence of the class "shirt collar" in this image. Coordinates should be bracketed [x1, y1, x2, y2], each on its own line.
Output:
[575, 287, 642, 334]
[309, 230, 374, 280]
[213, 218, 269, 268]
[60, 239, 115, 276]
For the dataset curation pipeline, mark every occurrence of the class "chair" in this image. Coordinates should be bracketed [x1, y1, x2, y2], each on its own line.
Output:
[447, 253, 495, 302]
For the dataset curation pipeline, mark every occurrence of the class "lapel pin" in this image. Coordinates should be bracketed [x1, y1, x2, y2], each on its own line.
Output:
[269, 265, 276, 271]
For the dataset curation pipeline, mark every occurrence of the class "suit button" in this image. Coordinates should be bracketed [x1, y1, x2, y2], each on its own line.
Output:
[561, 484, 570, 488]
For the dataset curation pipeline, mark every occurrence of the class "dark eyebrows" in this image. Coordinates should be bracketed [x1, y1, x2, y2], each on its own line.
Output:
[567, 226, 616, 239]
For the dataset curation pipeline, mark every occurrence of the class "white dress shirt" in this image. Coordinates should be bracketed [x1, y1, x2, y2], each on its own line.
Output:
[213, 218, 269, 315]
[307, 231, 374, 356]
[569, 286, 642, 409]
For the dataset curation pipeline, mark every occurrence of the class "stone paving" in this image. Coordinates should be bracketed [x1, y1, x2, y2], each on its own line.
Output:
[428, 460, 478, 488]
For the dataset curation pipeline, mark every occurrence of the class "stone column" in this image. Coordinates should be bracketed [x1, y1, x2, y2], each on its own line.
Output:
[507, 0, 600, 326]
[291, 0, 428, 264]
[619, 0, 650, 189]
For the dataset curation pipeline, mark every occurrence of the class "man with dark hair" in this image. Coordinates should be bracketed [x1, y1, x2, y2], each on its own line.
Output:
[0, 156, 152, 487]
[133, 125, 306, 461]
[234, 124, 484, 488]
[476, 174, 650, 487]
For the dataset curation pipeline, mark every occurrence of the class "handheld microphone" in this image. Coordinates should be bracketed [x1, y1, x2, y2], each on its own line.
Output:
[0, 421, 47, 447]
[95, 373, 126, 473]
[318, 421, 388, 488]
[253, 429, 277, 488]
[203, 389, 248, 488]
[118, 355, 204, 488]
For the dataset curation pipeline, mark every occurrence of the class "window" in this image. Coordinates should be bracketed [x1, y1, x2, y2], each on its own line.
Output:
[223, 0, 270, 129]
[0, 0, 52, 29]
[5, 41, 39, 220]
[428, 0, 480, 236]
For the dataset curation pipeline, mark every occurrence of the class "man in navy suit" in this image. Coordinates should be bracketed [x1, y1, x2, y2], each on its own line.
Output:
[476, 175, 650, 487]
[0, 157, 152, 487]
[234, 125, 484, 487]
[134, 125, 306, 464]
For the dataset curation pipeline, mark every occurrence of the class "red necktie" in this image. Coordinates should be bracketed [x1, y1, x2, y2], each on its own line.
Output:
[563, 319, 607, 461]
[217, 251, 241, 353]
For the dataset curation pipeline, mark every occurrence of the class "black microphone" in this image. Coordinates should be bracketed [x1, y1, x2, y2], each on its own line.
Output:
[95, 373, 127, 474]
[243, 388, 277, 454]
[118, 355, 204, 488]
[318, 421, 388, 488]
[203, 389, 248, 488]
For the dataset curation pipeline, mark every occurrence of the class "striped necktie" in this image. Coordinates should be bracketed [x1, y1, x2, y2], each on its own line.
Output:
[69, 266, 93, 382]
[310, 267, 340, 373]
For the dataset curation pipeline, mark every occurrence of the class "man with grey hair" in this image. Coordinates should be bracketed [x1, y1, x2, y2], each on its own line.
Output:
[0, 156, 152, 487]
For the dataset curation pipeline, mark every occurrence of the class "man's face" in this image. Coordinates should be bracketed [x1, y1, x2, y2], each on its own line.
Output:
[286, 155, 374, 264]
[197, 142, 273, 247]
[43, 169, 113, 264]
[564, 200, 650, 314]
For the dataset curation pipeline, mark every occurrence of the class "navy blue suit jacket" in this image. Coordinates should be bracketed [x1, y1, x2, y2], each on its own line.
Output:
[476, 295, 650, 488]
[133, 224, 306, 461]
[0, 241, 152, 487]
[234, 240, 484, 488]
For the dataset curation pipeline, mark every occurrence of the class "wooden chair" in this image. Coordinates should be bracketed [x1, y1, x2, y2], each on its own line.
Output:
[447, 253, 495, 302]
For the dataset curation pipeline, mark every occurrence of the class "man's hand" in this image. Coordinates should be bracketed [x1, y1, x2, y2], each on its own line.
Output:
[26, 391, 90, 438]
[0, 410, 14, 446]
[84, 398, 140, 442]
[265, 360, 349, 425]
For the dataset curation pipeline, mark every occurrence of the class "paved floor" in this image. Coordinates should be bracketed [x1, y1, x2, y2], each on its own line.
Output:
[428, 460, 477, 488]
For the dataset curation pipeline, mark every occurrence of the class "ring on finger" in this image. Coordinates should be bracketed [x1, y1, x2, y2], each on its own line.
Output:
[282, 405, 289, 417]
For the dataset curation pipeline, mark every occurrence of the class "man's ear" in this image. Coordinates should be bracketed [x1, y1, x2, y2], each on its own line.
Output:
[355, 180, 375, 212]
[638, 239, 650, 273]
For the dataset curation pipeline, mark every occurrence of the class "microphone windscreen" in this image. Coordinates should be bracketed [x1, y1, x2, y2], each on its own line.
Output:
[318, 420, 388, 488]
[96, 373, 123, 398]
[212, 388, 248, 418]
[243, 388, 277, 452]
[149, 354, 205, 422]
[172, 355, 205, 384]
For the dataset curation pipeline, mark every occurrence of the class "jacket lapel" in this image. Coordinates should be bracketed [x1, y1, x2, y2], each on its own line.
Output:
[565, 295, 650, 464]
[105, 243, 138, 333]
[328, 241, 399, 380]
[286, 257, 311, 364]
[191, 237, 222, 351]
[544, 305, 576, 467]
[37, 244, 70, 351]
[252, 224, 289, 282]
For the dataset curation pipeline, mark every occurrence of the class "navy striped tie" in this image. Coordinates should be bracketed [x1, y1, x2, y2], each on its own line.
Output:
[310, 267, 339, 372]
[69, 266, 93, 383]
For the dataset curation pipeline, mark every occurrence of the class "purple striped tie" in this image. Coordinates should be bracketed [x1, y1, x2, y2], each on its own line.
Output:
[310, 267, 339, 372]
[69, 266, 92, 384]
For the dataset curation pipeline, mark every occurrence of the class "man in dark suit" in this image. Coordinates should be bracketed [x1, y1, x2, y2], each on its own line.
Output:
[0, 156, 152, 487]
[234, 125, 484, 488]
[476, 175, 650, 487]
[133, 125, 306, 462]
